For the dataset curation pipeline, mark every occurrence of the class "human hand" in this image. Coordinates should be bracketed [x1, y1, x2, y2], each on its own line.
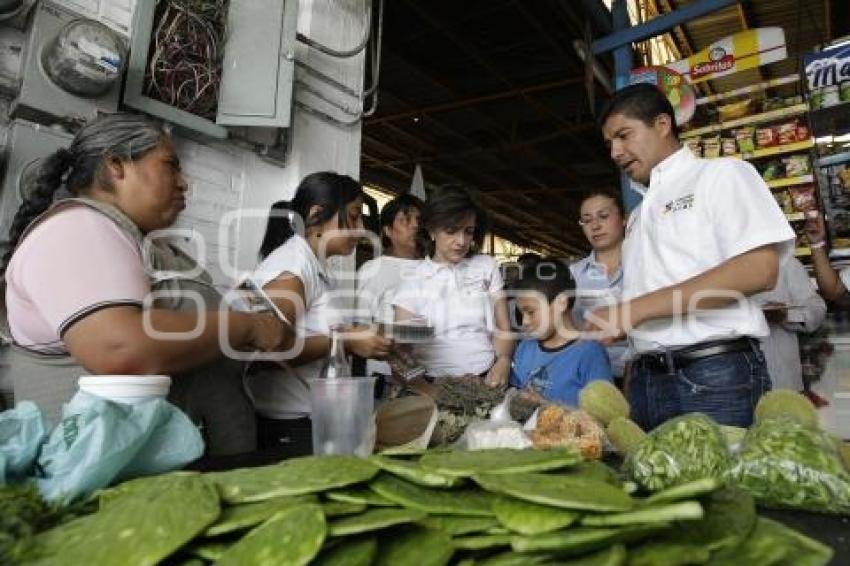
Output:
[804, 212, 827, 246]
[344, 324, 393, 359]
[519, 387, 545, 404]
[583, 304, 629, 345]
[484, 357, 511, 389]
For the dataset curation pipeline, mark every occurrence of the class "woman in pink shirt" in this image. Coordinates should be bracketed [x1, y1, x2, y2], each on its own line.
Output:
[2, 113, 290, 456]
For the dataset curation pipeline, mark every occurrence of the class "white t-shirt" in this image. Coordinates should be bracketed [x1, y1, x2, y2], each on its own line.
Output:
[621, 147, 796, 353]
[356, 255, 421, 376]
[245, 235, 340, 418]
[392, 255, 504, 377]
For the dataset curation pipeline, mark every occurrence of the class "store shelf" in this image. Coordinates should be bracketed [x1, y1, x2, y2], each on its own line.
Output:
[766, 174, 815, 189]
[810, 102, 850, 136]
[695, 75, 800, 106]
[795, 247, 813, 257]
[818, 151, 850, 168]
[681, 103, 810, 139]
[724, 138, 815, 161]
[785, 212, 805, 221]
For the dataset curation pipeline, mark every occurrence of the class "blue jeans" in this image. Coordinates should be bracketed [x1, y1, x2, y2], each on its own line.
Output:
[629, 348, 772, 431]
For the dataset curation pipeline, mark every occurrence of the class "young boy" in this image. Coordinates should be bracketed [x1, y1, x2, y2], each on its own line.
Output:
[510, 258, 613, 406]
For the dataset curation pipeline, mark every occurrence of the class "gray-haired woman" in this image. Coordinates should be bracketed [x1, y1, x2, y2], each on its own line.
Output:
[2, 113, 290, 456]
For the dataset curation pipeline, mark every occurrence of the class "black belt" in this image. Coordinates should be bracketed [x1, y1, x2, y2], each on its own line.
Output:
[634, 337, 756, 374]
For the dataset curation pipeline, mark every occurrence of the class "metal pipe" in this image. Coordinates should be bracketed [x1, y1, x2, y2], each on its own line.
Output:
[296, 0, 371, 58]
[591, 0, 738, 55]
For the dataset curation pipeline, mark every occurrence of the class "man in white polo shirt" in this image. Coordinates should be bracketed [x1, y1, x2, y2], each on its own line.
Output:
[586, 83, 796, 430]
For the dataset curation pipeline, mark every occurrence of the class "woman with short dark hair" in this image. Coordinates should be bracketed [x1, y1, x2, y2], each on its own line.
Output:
[392, 186, 514, 388]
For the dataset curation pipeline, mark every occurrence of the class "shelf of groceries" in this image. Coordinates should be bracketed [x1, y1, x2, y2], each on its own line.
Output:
[680, 102, 809, 139]
[681, 89, 821, 259]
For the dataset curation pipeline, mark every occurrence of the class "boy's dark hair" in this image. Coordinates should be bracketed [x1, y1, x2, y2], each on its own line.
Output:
[598, 83, 680, 139]
[380, 193, 424, 250]
[578, 188, 625, 217]
[418, 185, 490, 258]
[513, 257, 576, 308]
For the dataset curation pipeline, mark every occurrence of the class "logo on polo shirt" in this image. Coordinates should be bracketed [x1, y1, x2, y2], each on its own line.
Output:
[662, 194, 695, 215]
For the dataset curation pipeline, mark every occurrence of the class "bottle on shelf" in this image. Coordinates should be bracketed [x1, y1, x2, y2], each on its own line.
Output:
[320, 324, 351, 380]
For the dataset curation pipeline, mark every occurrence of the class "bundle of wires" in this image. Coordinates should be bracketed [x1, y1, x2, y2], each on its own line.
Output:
[144, 0, 227, 120]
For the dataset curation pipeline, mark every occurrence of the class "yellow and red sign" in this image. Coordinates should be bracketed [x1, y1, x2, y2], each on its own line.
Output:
[665, 28, 787, 84]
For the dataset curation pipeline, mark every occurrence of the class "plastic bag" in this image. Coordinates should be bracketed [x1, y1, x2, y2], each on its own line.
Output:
[730, 417, 850, 514]
[625, 413, 732, 492]
[455, 389, 532, 450]
[0, 401, 49, 483]
[36, 392, 203, 502]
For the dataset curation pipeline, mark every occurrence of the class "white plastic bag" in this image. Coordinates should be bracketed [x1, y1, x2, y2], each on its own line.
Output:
[454, 389, 532, 450]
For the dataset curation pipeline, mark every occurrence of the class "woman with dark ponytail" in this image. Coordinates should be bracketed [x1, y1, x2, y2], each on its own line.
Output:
[244, 171, 393, 454]
[3, 113, 291, 456]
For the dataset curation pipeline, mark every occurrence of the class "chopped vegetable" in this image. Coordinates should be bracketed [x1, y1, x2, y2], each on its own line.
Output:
[730, 417, 850, 514]
[626, 413, 732, 492]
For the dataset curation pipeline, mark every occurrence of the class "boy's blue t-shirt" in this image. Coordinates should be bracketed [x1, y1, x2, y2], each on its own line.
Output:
[510, 338, 613, 406]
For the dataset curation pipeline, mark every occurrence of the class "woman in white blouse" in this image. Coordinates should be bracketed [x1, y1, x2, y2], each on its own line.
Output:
[393, 186, 514, 388]
[245, 172, 392, 455]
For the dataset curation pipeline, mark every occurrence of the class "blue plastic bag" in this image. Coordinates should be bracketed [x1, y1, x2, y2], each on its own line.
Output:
[0, 401, 49, 483]
[36, 392, 204, 502]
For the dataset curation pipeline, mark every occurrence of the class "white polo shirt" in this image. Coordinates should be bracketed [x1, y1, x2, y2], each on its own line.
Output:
[621, 147, 795, 354]
[356, 255, 421, 376]
[245, 235, 341, 418]
[392, 254, 503, 377]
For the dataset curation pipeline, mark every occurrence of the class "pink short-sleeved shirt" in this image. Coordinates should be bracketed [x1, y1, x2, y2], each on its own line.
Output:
[5, 206, 151, 353]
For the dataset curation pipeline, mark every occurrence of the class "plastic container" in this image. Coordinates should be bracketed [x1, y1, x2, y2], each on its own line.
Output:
[78, 375, 171, 405]
[308, 376, 376, 457]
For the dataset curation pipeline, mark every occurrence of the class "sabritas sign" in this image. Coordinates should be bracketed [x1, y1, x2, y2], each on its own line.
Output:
[662, 28, 787, 84]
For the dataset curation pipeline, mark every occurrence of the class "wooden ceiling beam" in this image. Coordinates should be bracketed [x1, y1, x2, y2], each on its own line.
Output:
[367, 76, 585, 125]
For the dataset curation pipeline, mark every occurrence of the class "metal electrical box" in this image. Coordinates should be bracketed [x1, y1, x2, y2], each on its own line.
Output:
[124, 0, 297, 139]
[12, 1, 127, 123]
[0, 120, 74, 255]
[52, 0, 136, 36]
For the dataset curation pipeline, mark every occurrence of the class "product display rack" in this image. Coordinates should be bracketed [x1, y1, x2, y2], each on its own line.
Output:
[680, 74, 819, 260]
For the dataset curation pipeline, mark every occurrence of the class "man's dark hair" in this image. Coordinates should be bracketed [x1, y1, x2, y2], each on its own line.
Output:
[598, 83, 680, 139]
[379, 193, 424, 250]
[512, 257, 576, 308]
[578, 188, 625, 217]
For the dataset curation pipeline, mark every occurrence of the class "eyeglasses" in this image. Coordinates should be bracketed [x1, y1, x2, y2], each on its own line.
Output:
[578, 208, 615, 227]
